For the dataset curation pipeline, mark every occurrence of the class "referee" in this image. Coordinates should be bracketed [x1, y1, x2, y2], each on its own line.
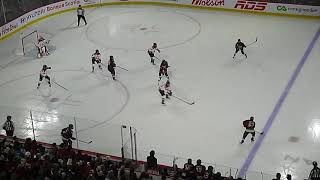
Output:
[2, 115, 14, 137]
[77, 5, 87, 26]
[309, 161, 320, 180]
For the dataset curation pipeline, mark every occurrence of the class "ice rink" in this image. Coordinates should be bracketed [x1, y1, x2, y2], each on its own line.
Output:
[0, 4, 320, 179]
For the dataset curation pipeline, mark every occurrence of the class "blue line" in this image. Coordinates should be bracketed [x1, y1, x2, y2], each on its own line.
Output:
[239, 26, 320, 178]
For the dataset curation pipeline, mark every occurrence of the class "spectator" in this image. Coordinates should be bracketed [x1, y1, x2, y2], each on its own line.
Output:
[272, 172, 281, 180]
[182, 158, 195, 179]
[194, 159, 205, 179]
[214, 172, 223, 180]
[129, 167, 138, 180]
[140, 171, 150, 180]
[309, 161, 320, 180]
[286, 174, 292, 180]
[2, 115, 14, 136]
[204, 165, 214, 179]
[147, 150, 157, 170]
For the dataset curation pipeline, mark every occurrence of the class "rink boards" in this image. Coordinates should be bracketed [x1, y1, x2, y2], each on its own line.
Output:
[0, 0, 319, 42]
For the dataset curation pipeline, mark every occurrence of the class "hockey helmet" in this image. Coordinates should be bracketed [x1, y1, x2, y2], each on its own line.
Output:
[250, 116, 254, 121]
[196, 159, 201, 165]
[68, 124, 74, 129]
[313, 161, 318, 166]
[43, 65, 47, 69]
[95, 49, 99, 53]
[187, 158, 192, 164]
[110, 56, 114, 60]
[153, 43, 157, 47]
[238, 39, 241, 42]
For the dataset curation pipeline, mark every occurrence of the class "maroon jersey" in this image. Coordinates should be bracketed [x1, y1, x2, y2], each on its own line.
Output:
[243, 120, 255, 132]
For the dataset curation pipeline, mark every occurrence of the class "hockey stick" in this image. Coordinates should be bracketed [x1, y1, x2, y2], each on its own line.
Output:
[78, 139, 92, 144]
[117, 66, 129, 71]
[246, 37, 258, 47]
[53, 80, 69, 91]
[172, 95, 195, 105]
[255, 130, 264, 135]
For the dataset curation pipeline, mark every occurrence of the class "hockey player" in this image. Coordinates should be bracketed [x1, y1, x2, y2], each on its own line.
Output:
[158, 78, 172, 105]
[91, 49, 102, 72]
[147, 43, 160, 65]
[233, 39, 247, 59]
[240, 116, 256, 144]
[194, 159, 206, 179]
[159, 59, 169, 80]
[182, 159, 195, 179]
[36, 36, 49, 58]
[37, 65, 51, 89]
[61, 124, 76, 147]
[108, 56, 116, 80]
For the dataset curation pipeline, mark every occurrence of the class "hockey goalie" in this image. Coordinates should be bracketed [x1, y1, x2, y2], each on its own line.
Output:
[36, 36, 50, 58]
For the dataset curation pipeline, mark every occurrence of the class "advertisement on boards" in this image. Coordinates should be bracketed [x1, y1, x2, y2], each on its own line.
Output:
[234, 0, 268, 11]
[178, 0, 225, 7]
[270, 3, 320, 16]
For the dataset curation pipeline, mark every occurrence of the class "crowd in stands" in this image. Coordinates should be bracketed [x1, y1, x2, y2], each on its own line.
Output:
[2, 117, 320, 180]
[0, 136, 142, 180]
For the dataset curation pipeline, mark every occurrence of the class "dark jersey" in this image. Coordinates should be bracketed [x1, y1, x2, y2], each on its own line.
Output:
[108, 60, 116, 70]
[195, 164, 206, 178]
[61, 127, 73, 139]
[160, 60, 169, 69]
[235, 42, 246, 50]
[243, 120, 255, 131]
[309, 167, 320, 180]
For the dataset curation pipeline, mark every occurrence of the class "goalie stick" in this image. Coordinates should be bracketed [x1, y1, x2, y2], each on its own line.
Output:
[246, 37, 258, 47]
[172, 95, 195, 105]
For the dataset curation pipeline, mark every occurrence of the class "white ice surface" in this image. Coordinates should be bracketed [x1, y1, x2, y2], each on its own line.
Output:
[0, 5, 319, 179]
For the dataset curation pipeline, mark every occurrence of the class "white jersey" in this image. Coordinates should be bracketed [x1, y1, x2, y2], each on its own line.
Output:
[158, 78, 170, 92]
[92, 53, 101, 61]
[40, 69, 48, 77]
[37, 37, 48, 48]
[148, 47, 159, 54]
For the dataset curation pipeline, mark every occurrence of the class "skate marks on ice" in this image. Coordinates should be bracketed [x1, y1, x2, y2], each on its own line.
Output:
[77, 71, 130, 133]
[85, 9, 201, 51]
[0, 69, 130, 133]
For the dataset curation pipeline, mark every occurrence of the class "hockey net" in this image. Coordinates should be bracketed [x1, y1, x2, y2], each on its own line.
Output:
[16, 30, 39, 56]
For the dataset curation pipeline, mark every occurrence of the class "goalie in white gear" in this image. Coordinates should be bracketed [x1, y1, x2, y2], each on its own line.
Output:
[92, 49, 102, 72]
[36, 36, 49, 58]
[158, 77, 172, 105]
[147, 43, 160, 65]
[37, 65, 51, 89]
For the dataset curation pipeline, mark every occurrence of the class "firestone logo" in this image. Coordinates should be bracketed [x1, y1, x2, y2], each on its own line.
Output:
[192, 0, 224, 7]
[234, 0, 267, 11]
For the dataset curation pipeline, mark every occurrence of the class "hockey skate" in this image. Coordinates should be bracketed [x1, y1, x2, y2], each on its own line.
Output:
[251, 137, 255, 142]
[240, 140, 244, 144]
